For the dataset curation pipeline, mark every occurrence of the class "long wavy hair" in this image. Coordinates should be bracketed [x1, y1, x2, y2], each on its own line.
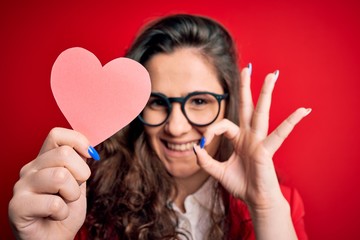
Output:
[85, 14, 240, 239]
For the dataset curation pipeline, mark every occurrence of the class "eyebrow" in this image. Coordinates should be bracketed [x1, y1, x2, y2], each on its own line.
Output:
[151, 91, 221, 97]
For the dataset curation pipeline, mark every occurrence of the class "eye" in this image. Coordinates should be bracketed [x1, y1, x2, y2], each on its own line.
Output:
[187, 94, 216, 110]
[191, 97, 208, 105]
[148, 97, 168, 109]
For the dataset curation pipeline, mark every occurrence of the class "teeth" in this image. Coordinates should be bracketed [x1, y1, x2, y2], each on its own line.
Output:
[167, 141, 197, 151]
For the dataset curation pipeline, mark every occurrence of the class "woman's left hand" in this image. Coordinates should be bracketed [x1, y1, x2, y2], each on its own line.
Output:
[194, 66, 311, 211]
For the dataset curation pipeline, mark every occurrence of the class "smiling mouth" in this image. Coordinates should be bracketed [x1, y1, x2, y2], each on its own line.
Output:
[165, 141, 198, 152]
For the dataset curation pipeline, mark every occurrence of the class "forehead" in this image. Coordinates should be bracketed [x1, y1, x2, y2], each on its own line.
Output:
[144, 48, 223, 96]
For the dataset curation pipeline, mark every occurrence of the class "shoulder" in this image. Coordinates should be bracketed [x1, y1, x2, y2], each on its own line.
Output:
[279, 185, 306, 222]
[229, 185, 305, 218]
[229, 185, 306, 218]
[228, 185, 308, 240]
[279, 185, 308, 239]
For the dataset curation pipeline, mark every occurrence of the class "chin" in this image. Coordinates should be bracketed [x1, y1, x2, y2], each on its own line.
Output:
[165, 163, 204, 179]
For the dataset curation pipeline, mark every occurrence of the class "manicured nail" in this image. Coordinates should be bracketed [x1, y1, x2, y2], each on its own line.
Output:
[305, 108, 312, 116]
[193, 146, 197, 155]
[200, 137, 206, 149]
[247, 63, 252, 76]
[273, 70, 279, 81]
[88, 146, 100, 161]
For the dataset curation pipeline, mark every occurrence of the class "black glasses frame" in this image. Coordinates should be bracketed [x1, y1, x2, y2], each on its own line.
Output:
[138, 91, 229, 127]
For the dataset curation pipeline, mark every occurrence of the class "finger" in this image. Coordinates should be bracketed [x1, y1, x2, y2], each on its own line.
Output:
[239, 64, 254, 128]
[263, 107, 312, 154]
[9, 193, 69, 222]
[194, 144, 226, 182]
[202, 119, 240, 146]
[20, 146, 91, 183]
[39, 128, 92, 159]
[251, 71, 279, 137]
[17, 167, 82, 202]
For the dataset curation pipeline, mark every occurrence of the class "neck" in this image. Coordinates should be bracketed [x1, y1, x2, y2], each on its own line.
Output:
[173, 170, 210, 212]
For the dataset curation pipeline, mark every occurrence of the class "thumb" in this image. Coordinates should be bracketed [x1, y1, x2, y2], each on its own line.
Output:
[194, 145, 225, 182]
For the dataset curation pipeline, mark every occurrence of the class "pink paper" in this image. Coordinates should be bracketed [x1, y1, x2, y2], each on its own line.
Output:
[51, 47, 151, 146]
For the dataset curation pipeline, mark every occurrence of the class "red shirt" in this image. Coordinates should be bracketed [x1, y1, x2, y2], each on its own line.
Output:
[228, 185, 308, 239]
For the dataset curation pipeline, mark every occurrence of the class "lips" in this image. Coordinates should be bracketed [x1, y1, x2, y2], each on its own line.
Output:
[165, 140, 198, 152]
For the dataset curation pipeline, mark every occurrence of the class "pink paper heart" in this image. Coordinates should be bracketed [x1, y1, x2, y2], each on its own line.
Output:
[51, 47, 151, 146]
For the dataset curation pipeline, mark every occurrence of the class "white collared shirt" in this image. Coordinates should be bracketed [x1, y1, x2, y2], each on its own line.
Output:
[169, 177, 224, 240]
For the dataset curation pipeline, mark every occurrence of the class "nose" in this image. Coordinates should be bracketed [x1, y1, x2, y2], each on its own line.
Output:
[165, 103, 192, 136]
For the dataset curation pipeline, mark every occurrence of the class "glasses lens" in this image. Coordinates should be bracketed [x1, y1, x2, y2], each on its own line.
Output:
[184, 93, 220, 125]
[140, 94, 169, 126]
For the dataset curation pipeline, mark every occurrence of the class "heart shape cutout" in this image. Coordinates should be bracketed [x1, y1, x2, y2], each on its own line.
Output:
[51, 47, 151, 146]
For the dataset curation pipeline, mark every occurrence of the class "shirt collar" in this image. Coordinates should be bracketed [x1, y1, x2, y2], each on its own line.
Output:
[170, 177, 222, 214]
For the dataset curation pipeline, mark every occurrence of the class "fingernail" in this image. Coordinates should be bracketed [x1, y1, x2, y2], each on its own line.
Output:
[193, 146, 197, 155]
[305, 108, 312, 116]
[247, 63, 252, 76]
[273, 70, 279, 81]
[88, 146, 100, 161]
[200, 137, 206, 149]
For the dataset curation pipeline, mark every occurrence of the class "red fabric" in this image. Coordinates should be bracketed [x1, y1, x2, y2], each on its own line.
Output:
[229, 185, 308, 240]
[76, 185, 307, 239]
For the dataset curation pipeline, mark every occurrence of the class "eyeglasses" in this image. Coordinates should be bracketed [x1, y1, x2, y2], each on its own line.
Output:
[138, 91, 228, 127]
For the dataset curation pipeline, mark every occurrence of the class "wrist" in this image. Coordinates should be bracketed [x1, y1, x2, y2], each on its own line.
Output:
[248, 195, 290, 218]
[248, 197, 297, 240]
[245, 183, 287, 212]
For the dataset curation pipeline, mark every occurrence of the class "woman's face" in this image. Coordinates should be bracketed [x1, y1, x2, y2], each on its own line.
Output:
[144, 48, 226, 180]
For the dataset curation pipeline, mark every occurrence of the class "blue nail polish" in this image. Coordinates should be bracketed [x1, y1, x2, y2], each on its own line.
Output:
[247, 63, 252, 76]
[88, 146, 100, 161]
[200, 137, 206, 149]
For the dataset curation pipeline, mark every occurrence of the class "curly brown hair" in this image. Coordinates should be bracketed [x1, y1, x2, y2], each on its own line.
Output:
[85, 14, 241, 239]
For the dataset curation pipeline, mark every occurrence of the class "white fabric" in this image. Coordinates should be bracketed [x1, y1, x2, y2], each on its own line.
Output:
[169, 177, 223, 240]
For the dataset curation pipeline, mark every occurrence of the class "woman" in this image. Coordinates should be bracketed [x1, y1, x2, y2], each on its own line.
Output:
[9, 14, 310, 239]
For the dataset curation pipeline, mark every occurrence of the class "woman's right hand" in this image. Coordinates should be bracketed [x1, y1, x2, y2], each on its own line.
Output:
[8, 128, 93, 240]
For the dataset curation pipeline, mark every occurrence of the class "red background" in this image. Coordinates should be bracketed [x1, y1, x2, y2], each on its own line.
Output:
[1, 0, 360, 239]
